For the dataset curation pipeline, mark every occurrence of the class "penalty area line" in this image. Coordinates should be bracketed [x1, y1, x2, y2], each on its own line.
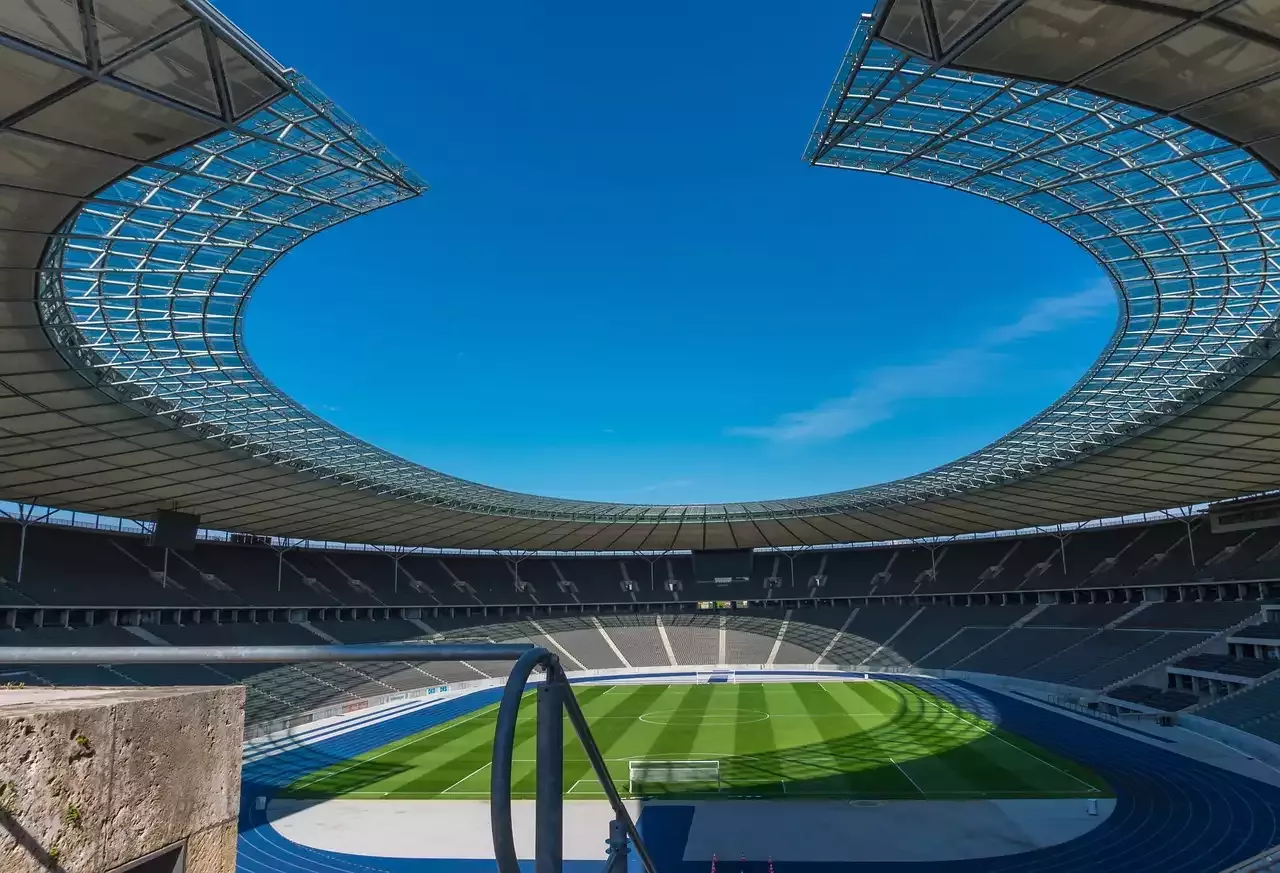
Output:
[442, 761, 491, 794]
[889, 758, 925, 797]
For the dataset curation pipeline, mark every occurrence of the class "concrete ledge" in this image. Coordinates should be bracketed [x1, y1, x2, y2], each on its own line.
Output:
[0, 686, 244, 873]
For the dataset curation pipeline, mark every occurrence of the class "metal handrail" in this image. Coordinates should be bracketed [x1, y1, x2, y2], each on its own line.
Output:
[0, 643, 658, 873]
[1221, 845, 1280, 873]
[489, 649, 658, 873]
[0, 643, 534, 664]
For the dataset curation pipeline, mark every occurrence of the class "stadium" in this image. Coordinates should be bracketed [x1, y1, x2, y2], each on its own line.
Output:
[5, 0, 1280, 872]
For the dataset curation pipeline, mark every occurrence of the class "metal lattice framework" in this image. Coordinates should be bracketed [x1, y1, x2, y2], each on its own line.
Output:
[4, 0, 1280, 548]
[805, 7, 1280, 497]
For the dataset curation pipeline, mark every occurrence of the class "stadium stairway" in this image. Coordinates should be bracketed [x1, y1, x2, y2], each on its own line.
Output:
[234, 675, 1280, 873]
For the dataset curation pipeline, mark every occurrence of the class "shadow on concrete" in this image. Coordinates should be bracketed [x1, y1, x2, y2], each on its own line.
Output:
[0, 808, 65, 872]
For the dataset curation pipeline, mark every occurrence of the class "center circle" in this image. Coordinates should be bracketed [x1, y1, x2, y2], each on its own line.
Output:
[637, 708, 770, 727]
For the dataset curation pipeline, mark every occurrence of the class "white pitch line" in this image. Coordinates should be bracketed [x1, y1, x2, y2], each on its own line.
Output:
[442, 761, 491, 794]
[903, 686, 1101, 793]
[290, 702, 500, 791]
[890, 757, 926, 797]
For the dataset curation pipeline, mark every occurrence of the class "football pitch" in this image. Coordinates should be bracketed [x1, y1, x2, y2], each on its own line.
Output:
[282, 681, 1109, 801]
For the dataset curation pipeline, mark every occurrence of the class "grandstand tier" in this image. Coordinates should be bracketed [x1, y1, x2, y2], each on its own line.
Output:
[1, 519, 1276, 609]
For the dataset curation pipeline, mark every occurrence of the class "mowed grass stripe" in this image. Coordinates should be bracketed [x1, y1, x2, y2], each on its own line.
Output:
[728, 683, 783, 794]
[787, 683, 907, 796]
[871, 682, 1028, 797]
[391, 701, 534, 796]
[512, 683, 664, 796]
[298, 681, 1111, 802]
[560, 684, 699, 797]
[892, 683, 1107, 795]
[283, 698, 509, 797]
[451, 685, 615, 797]
[633, 685, 715, 796]
[819, 682, 926, 797]
[505, 685, 612, 796]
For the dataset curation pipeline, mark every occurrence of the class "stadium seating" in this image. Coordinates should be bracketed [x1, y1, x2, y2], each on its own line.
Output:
[948, 628, 1096, 675]
[1236, 623, 1280, 640]
[1197, 678, 1280, 739]
[598, 616, 671, 667]
[1105, 684, 1201, 712]
[533, 617, 626, 669]
[0, 515, 1277, 607]
[1118, 602, 1261, 631]
[1171, 654, 1278, 680]
[916, 628, 1007, 668]
[663, 614, 721, 665]
[1021, 630, 1168, 685]
[309, 619, 426, 643]
[2, 512, 1278, 734]
[1069, 633, 1211, 689]
[887, 605, 1032, 665]
[0, 604, 1262, 728]
[1024, 604, 1135, 627]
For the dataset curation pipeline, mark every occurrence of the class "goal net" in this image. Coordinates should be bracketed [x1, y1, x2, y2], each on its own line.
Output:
[628, 760, 722, 795]
[696, 671, 735, 684]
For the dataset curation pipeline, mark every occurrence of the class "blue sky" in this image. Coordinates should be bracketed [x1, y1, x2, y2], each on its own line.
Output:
[221, 0, 1113, 505]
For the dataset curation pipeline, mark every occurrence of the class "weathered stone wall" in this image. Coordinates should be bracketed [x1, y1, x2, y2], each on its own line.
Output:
[0, 686, 244, 873]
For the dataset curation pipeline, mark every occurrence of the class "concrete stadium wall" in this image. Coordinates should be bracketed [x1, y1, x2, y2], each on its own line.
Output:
[0, 685, 243, 873]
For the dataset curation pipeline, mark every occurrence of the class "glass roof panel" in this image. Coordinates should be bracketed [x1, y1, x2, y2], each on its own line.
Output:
[1220, 0, 1280, 41]
[956, 0, 1180, 83]
[881, 0, 933, 57]
[1087, 24, 1280, 112]
[92, 0, 191, 64]
[0, 46, 82, 119]
[216, 37, 282, 118]
[0, 0, 85, 61]
[15, 80, 216, 160]
[932, 0, 1003, 50]
[112, 25, 220, 115]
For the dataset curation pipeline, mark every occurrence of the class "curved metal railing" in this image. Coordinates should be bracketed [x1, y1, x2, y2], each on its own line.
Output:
[0, 643, 657, 873]
[491, 647, 657, 873]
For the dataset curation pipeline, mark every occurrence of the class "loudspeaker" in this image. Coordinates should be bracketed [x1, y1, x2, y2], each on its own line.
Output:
[150, 510, 199, 550]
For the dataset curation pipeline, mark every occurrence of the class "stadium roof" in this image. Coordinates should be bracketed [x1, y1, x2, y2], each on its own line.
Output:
[2, 0, 1280, 550]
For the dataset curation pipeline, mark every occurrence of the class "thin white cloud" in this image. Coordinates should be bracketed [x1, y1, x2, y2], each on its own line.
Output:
[982, 284, 1114, 346]
[728, 349, 998, 443]
[729, 283, 1114, 445]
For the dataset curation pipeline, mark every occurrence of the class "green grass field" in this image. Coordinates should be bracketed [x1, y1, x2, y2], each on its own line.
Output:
[282, 681, 1109, 801]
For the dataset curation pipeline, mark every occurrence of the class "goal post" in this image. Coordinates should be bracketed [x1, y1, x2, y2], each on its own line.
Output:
[628, 760, 722, 796]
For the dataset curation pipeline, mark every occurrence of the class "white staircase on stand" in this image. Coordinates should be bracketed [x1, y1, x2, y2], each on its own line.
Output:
[858, 607, 924, 668]
[815, 607, 858, 666]
[766, 610, 792, 666]
[591, 617, 632, 668]
[656, 616, 678, 666]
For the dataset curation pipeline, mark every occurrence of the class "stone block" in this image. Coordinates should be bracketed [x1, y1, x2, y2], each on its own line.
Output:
[0, 693, 113, 872]
[0, 686, 244, 873]
[184, 820, 237, 873]
[102, 687, 242, 868]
